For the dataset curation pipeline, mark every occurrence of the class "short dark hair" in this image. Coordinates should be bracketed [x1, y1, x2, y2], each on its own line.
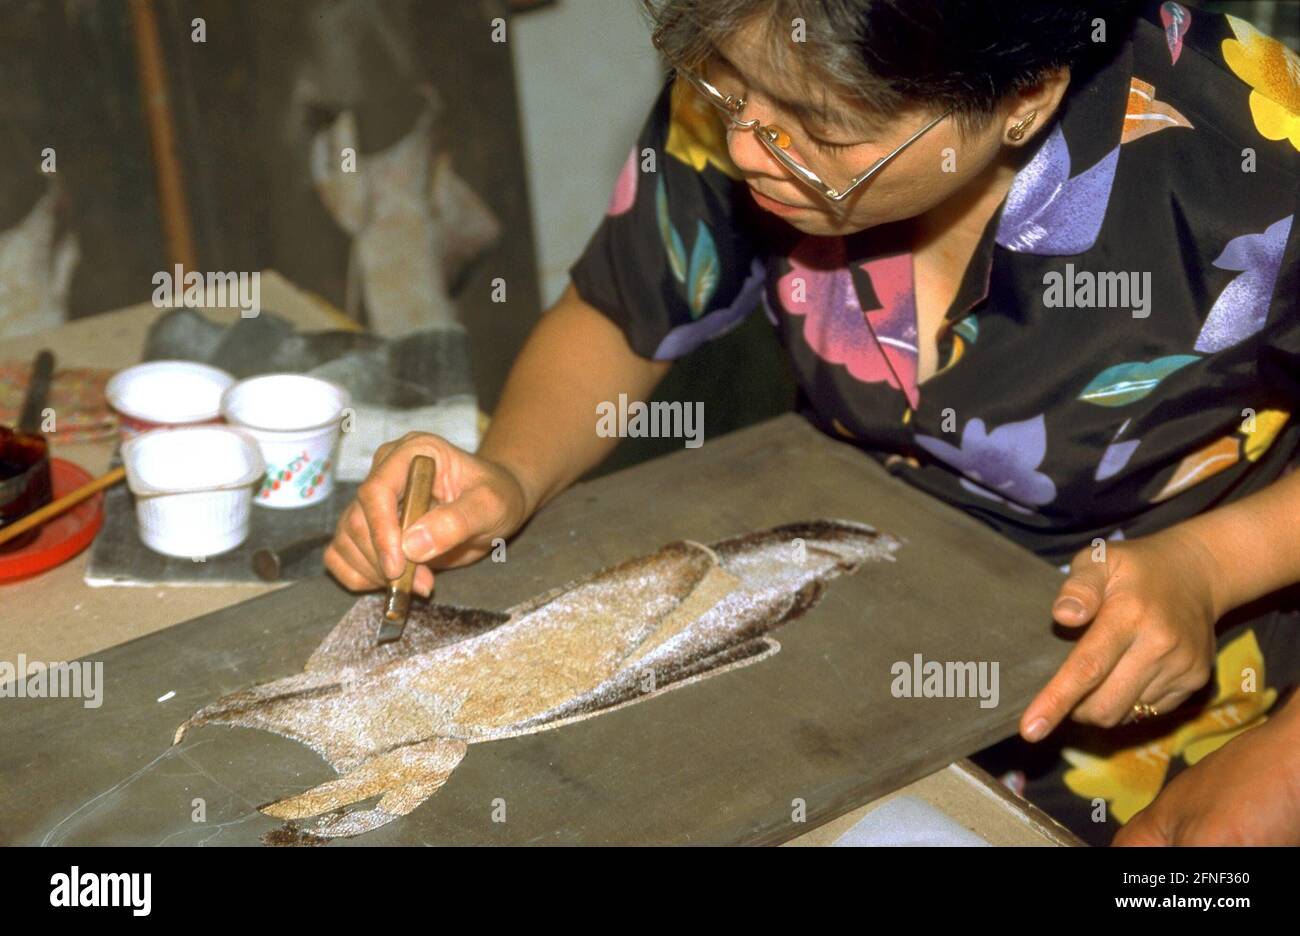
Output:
[643, 0, 1137, 132]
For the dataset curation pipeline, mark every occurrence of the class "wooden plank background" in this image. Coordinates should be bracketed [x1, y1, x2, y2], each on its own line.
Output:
[2, 415, 1071, 845]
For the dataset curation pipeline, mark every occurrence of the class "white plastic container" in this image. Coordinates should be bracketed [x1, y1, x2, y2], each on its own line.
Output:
[122, 426, 266, 558]
[220, 374, 350, 509]
[106, 360, 235, 438]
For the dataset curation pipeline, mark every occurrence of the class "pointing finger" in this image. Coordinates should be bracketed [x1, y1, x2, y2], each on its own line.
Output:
[1021, 608, 1134, 741]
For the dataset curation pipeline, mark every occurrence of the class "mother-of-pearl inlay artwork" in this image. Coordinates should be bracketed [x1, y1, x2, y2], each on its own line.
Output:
[174, 520, 899, 843]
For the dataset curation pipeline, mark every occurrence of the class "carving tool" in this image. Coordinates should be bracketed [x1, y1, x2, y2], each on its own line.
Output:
[377, 454, 435, 644]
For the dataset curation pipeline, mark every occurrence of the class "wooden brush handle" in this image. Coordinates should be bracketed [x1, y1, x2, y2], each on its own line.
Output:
[0, 465, 125, 548]
[393, 455, 436, 594]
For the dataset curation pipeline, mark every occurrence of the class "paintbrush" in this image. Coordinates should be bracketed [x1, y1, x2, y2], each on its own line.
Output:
[377, 454, 436, 644]
[0, 466, 124, 549]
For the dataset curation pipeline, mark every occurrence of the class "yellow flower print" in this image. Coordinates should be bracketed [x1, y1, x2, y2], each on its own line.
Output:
[933, 333, 966, 377]
[1063, 629, 1278, 823]
[1170, 629, 1278, 765]
[1221, 15, 1300, 150]
[1243, 409, 1289, 461]
[1063, 738, 1179, 824]
[665, 77, 742, 179]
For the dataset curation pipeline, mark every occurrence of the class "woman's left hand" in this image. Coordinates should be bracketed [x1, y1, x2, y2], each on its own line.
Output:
[1113, 698, 1300, 845]
[1020, 528, 1225, 741]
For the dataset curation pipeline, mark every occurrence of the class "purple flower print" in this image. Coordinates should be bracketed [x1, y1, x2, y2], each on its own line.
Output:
[652, 258, 766, 359]
[915, 415, 1058, 513]
[1096, 439, 1141, 482]
[995, 125, 1119, 255]
[1095, 418, 1140, 482]
[1194, 214, 1294, 353]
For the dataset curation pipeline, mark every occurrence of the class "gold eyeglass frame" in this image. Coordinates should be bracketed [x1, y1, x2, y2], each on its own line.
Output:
[652, 27, 953, 213]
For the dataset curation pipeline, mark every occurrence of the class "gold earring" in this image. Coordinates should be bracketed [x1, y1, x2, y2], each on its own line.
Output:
[1007, 110, 1038, 142]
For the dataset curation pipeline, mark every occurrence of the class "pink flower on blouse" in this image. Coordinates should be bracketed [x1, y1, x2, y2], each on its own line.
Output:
[606, 147, 638, 216]
[776, 237, 920, 408]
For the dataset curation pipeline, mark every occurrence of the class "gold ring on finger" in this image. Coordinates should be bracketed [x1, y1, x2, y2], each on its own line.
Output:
[1131, 702, 1159, 722]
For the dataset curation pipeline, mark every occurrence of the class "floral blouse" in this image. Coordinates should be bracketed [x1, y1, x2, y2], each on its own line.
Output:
[569, 3, 1300, 832]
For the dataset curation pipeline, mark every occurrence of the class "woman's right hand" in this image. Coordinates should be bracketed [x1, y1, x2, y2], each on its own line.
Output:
[324, 432, 530, 596]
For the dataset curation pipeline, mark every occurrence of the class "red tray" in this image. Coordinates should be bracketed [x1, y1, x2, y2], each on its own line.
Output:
[0, 458, 105, 583]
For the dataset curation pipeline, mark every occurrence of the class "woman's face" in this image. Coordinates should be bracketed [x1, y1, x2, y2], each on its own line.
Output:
[709, 26, 1010, 237]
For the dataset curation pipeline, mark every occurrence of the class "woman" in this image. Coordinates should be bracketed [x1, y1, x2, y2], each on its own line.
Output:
[325, 0, 1300, 844]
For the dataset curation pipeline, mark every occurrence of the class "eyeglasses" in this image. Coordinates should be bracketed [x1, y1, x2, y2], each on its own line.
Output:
[652, 28, 952, 213]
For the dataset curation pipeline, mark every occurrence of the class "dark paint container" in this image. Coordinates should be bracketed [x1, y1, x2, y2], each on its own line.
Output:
[0, 425, 53, 552]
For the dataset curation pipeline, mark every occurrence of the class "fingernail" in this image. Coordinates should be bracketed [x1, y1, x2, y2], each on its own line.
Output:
[1055, 597, 1086, 618]
[1024, 718, 1049, 742]
[403, 527, 433, 560]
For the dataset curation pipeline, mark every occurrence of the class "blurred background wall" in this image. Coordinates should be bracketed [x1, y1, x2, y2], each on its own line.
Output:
[0, 0, 542, 413]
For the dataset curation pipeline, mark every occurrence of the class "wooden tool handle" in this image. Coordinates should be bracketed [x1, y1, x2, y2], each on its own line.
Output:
[251, 532, 334, 582]
[0, 465, 125, 548]
[130, 0, 198, 272]
[387, 455, 436, 607]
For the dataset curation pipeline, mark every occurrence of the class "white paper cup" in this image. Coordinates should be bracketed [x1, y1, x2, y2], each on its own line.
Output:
[123, 426, 266, 558]
[106, 361, 235, 438]
[220, 374, 350, 509]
